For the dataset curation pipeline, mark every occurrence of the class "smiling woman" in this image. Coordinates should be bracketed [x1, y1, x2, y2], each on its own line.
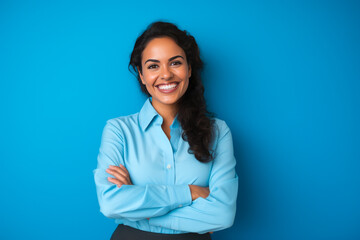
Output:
[93, 21, 238, 240]
[138, 37, 191, 139]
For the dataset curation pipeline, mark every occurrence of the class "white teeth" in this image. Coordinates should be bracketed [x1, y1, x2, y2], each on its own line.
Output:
[158, 83, 178, 90]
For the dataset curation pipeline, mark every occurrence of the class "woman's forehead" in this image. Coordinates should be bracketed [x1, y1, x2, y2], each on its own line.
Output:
[142, 37, 186, 61]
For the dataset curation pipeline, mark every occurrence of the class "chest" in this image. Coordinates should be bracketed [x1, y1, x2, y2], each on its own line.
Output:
[122, 128, 212, 187]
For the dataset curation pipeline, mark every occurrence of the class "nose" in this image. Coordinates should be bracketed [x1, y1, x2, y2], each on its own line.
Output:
[160, 65, 173, 80]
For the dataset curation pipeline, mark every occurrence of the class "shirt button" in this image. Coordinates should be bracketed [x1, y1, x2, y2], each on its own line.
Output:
[167, 164, 171, 169]
[178, 204, 183, 207]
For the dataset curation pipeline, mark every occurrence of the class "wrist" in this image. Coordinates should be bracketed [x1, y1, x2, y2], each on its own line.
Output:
[189, 185, 197, 201]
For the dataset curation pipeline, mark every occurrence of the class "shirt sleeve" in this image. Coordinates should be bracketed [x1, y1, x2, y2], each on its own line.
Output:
[148, 120, 238, 233]
[93, 119, 192, 221]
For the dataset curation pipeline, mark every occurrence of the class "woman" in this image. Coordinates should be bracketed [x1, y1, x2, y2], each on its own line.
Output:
[94, 21, 238, 240]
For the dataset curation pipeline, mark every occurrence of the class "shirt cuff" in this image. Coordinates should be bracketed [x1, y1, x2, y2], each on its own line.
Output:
[168, 184, 192, 209]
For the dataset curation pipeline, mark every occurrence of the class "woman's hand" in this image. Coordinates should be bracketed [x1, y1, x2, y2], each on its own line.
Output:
[106, 164, 133, 188]
[188, 185, 210, 201]
[188, 185, 211, 234]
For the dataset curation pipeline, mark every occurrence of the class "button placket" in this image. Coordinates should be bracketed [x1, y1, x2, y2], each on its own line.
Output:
[166, 149, 175, 184]
[157, 124, 176, 184]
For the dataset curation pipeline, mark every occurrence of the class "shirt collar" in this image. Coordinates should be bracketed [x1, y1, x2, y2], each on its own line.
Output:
[139, 98, 181, 131]
[170, 115, 180, 130]
[139, 98, 159, 131]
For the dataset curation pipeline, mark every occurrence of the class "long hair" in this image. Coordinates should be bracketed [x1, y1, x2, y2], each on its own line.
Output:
[129, 21, 214, 162]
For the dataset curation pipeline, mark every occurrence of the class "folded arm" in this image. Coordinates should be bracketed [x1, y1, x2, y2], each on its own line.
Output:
[93, 120, 192, 221]
[148, 121, 239, 233]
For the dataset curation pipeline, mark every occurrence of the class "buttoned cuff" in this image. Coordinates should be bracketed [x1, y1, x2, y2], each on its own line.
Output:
[168, 184, 192, 209]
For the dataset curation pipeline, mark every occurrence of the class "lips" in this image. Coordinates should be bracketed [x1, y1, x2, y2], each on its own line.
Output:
[156, 82, 179, 93]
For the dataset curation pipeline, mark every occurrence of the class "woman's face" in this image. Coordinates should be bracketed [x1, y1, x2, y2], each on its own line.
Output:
[139, 37, 191, 112]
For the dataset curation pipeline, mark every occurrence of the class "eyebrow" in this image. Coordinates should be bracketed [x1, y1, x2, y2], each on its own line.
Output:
[144, 55, 184, 65]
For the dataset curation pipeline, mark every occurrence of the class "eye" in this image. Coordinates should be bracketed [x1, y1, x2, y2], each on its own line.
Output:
[171, 61, 182, 66]
[147, 64, 158, 69]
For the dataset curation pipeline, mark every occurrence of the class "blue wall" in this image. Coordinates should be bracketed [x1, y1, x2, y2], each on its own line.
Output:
[1, 0, 359, 239]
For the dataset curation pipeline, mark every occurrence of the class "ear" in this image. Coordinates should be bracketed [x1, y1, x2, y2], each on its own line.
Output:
[188, 65, 192, 78]
[138, 67, 145, 85]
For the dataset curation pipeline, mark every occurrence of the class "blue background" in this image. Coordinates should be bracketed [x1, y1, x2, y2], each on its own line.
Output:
[1, 0, 359, 239]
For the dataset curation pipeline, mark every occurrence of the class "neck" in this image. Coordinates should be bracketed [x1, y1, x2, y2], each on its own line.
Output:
[151, 101, 178, 127]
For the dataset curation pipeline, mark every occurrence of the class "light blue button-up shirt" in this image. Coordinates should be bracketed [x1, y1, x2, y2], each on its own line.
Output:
[93, 98, 238, 234]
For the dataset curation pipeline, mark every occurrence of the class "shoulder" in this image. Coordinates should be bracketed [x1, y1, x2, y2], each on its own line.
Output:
[106, 113, 139, 128]
[210, 118, 235, 162]
[210, 117, 233, 153]
[212, 117, 231, 137]
[102, 113, 140, 138]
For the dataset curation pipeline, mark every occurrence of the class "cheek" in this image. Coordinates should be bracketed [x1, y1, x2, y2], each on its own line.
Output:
[183, 78, 189, 91]
[174, 68, 188, 80]
[142, 74, 156, 87]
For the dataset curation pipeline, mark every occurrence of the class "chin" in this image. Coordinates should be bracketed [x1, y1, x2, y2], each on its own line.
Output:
[160, 99, 179, 105]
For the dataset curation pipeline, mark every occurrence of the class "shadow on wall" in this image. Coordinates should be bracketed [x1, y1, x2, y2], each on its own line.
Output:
[233, 133, 258, 232]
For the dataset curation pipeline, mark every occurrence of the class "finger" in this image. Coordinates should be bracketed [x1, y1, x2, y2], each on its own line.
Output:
[107, 176, 126, 185]
[106, 169, 130, 184]
[109, 165, 129, 179]
[119, 164, 130, 175]
[106, 168, 127, 182]
[117, 164, 132, 183]
[108, 165, 132, 185]
[116, 164, 132, 184]
[107, 177, 124, 188]
[108, 166, 129, 179]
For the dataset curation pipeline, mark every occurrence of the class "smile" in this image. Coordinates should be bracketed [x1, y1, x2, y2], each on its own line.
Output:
[156, 82, 179, 93]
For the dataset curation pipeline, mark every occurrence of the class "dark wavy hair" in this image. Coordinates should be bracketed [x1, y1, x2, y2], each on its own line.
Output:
[129, 21, 214, 163]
